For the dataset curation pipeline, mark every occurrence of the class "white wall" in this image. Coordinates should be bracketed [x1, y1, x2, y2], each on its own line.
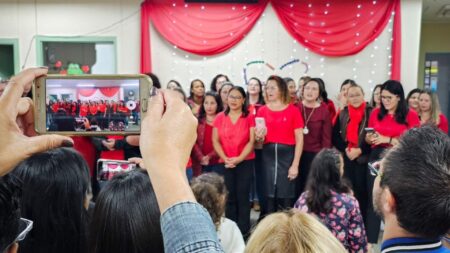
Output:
[0, 0, 141, 74]
[0, 0, 422, 98]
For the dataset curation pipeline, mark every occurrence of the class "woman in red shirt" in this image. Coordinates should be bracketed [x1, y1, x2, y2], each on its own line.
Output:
[80, 102, 89, 118]
[192, 92, 223, 176]
[418, 89, 448, 133]
[296, 78, 332, 197]
[256, 75, 304, 214]
[213, 86, 255, 236]
[365, 80, 420, 245]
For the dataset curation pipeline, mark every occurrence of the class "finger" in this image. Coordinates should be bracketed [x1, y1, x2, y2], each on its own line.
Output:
[0, 68, 48, 111]
[16, 98, 37, 137]
[146, 89, 164, 122]
[26, 134, 74, 155]
[128, 157, 142, 164]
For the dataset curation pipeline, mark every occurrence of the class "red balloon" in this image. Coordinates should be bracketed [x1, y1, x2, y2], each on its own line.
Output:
[59, 69, 67, 75]
[81, 65, 90, 73]
[55, 60, 62, 68]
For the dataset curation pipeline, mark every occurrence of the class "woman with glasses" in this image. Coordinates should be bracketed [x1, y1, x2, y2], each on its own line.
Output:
[294, 148, 367, 252]
[296, 78, 332, 198]
[365, 80, 420, 246]
[255, 75, 304, 214]
[212, 86, 255, 236]
[12, 148, 91, 253]
[332, 83, 372, 221]
[418, 89, 448, 134]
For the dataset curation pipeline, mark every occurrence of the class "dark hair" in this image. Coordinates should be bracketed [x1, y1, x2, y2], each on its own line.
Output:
[303, 78, 324, 102]
[12, 148, 90, 253]
[315, 78, 329, 103]
[406, 88, 422, 106]
[245, 77, 265, 105]
[370, 84, 383, 108]
[210, 74, 229, 92]
[191, 173, 227, 230]
[145, 73, 161, 89]
[266, 75, 290, 104]
[380, 126, 450, 238]
[305, 149, 351, 214]
[377, 80, 408, 124]
[283, 77, 294, 84]
[167, 80, 182, 89]
[340, 79, 356, 91]
[0, 175, 22, 252]
[189, 79, 205, 99]
[198, 92, 223, 120]
[224, 86, 249, 117]
[89, 169, 163, 253]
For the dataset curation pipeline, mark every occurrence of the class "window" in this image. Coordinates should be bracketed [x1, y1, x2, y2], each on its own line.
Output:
[0, 39, 19, 81]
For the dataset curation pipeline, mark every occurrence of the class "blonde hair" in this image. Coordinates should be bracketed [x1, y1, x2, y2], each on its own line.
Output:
[419, 90, 441, 125]
[245, 210, 346, 253]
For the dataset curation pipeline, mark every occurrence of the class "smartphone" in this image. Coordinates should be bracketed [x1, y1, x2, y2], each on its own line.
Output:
[97, 159, 137, 182]
[255, 117, 266, 130]
[34, 75, 152, 135]
[364, 127, 375, 133]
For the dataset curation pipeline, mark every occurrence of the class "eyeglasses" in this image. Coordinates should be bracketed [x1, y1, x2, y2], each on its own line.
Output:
[368, 160, 384, 179]
[16, 218, 33, 242]
[228, 95, 243, 100]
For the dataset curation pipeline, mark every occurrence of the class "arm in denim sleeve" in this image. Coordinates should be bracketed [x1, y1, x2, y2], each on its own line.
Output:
[161, 201, 224, 253]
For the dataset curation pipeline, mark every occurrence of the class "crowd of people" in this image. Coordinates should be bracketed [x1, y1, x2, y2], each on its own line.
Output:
[0, 67, 449, 253]
[47, 99, 140, 131]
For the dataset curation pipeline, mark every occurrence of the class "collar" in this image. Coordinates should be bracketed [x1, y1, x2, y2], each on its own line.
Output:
[381, 237, 443, 253]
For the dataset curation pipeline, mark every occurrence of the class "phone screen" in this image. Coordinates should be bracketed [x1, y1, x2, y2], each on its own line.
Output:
[97, 159, 136, 182]
[46, 78, 140, 133]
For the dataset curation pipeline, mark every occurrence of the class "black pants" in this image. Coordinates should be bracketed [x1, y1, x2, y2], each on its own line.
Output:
[254, 149, 267, 218]
[343, 155, 368, 221]
[266, 197, 292, 213]
[366, 147, 385, 243]
[224, 159, 254, 236]
[296, 151, 317, 199]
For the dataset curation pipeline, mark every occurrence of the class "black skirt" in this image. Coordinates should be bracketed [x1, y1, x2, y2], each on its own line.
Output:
[262, 143, 295, 199]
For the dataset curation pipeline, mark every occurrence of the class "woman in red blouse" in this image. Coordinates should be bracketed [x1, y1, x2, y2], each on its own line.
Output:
[365, 80, 420, 245]
[213, 86, 255, 235]
[418, 89, 448, 134]
[256, 75, 304, 214]
[192, 92, 223, 176]
[296, 78, 332, 198]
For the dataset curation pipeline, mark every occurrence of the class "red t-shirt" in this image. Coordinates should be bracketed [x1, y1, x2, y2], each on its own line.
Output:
[89, 105, 98, 115]
[202, 123, 219, 165]
[325, 100, 337, 122]
[80, 105, 88, 117]
[99, 104, 107, 113]
[368, 108, 420, 146]
[100, 136, 125, 160]
[438, 114, 449, 134]
[248, 103, 263, 117]
[256, 104, 304, 145]
[213, 112, 255, 161]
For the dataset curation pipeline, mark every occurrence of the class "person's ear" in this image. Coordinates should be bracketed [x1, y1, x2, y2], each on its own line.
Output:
[7, 242, 18, 253]
[382, 187, 396, 214]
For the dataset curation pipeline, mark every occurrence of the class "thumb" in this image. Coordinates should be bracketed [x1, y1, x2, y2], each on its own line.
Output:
[27, 135, 74, 154]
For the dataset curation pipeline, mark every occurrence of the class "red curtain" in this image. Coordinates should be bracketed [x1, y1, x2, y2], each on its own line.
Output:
[78, 89, 96, 97]
[141, 0, 401, 80]
[99, 87, 120, 97]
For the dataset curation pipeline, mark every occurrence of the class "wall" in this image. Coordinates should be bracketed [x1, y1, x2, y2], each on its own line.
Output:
[418, 23, 450, 86]
[0, 0, 422, 98]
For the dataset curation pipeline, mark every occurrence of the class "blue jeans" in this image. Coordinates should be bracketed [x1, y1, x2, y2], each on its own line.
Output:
[202, 164, 225, 175]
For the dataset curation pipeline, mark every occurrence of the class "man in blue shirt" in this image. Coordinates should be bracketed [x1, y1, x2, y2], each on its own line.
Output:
[372, 126, 450, 253]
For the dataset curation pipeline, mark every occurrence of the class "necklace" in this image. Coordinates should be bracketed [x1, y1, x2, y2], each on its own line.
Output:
[302, 103, 317, 135]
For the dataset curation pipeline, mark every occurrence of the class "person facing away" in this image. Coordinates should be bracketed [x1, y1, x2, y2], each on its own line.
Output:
[89, 169, 164, 253]
[372, 126, 450, 253]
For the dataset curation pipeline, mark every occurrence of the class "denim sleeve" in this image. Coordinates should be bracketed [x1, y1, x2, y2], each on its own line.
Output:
[161, 201, 225, 253]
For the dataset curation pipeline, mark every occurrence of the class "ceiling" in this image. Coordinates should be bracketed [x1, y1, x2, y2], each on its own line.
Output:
[422, 0, 450, 23]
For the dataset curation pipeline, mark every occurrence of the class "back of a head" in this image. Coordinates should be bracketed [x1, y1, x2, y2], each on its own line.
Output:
[12, 147, 90, 253]
[0, 175, 21, 252]
[246, 210, 346, 253]
[191, 173, 227, 229]
[89, 169, 163, 253]
[382, 126, 450, 238]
